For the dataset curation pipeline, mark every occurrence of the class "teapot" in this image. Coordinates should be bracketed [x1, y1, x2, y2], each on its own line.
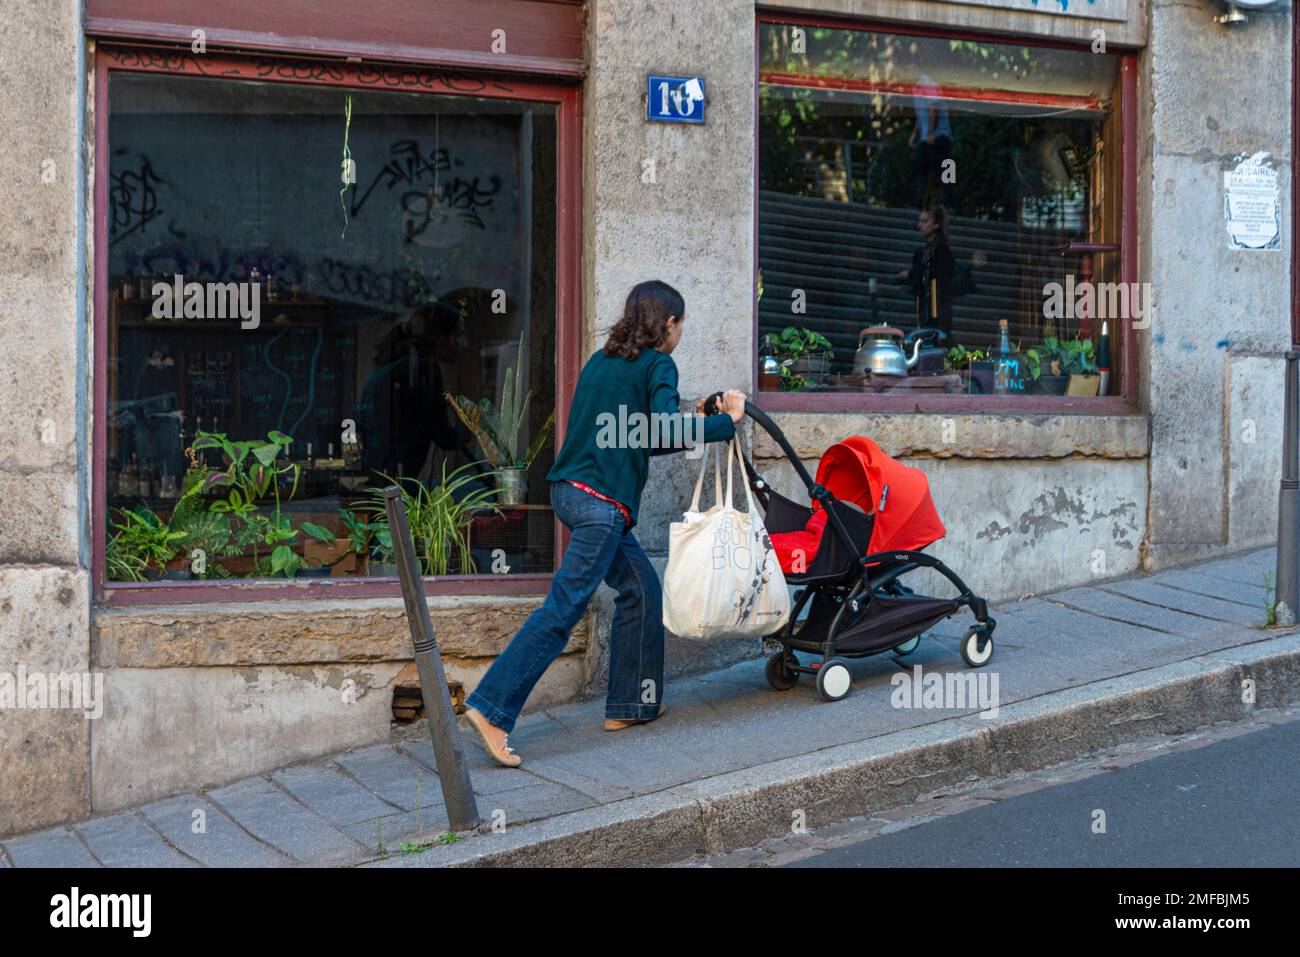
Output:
[854, 327, 944, 376]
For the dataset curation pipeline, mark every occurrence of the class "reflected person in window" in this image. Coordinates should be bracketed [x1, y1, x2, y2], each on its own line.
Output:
[359, 300, 470, 481]
[896, 206, 983, 342]
[462, 280, 746, 767]
[910, 74, 955, 210]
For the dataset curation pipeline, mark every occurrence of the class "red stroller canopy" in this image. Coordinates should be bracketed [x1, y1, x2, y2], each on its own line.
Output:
[771, 436, 945, 574]
[816, 436, 946, 553]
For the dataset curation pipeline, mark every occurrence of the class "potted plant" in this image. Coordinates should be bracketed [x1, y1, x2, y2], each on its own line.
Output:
[1024, 338, 1070, 396]
[190, 429, 317, 578]
[169, 508, 234, 579]
[446, 333, 555, 506]
[763, 326, 834, 389]
[362, 461, 501, 577]
[945, 345, 991, 394]
[106, 528, 149, 582]
[1057, 337, 1100, 396]
[164, 467, 243, 579]
[108, 506, 187, 580]
[298, 508, 379, 577]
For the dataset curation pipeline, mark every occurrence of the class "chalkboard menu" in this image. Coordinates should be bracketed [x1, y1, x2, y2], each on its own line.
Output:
[183, 348, 238, 423]
[237, 326, 353, 448]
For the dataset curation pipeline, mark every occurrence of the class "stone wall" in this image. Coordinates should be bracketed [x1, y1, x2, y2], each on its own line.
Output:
[1143, 2, 1291, 569]
[84, 594, 585, 812]
[753, 412, 1150, 602]
[2, 0, 1291, 837]
[0, 0, 89, 835]
[581, 0, 761, 686]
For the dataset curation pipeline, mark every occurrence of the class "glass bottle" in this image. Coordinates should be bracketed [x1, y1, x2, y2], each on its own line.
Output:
[994, 320, 1012, 395]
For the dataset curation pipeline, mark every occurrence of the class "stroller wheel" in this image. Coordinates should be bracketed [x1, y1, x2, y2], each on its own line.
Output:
[765, 651, 800, 691]
[893, 635, 922, 656]
[816, 658, 852, 702]
[961, 628, 994, 667]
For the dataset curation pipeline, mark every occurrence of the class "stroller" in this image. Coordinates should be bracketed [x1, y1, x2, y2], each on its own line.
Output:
[704, 395, 996, 702]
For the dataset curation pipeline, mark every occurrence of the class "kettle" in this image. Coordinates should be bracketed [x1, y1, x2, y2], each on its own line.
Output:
[854, 327, 946, 376]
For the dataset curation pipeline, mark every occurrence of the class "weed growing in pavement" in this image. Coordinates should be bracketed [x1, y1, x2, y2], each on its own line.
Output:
[1263, 570, 1277, 627]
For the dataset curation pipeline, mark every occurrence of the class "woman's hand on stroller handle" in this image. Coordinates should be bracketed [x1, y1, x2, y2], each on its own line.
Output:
[699, 389, 747, 423]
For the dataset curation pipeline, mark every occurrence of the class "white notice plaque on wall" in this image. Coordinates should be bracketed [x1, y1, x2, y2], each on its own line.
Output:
[1224, 152, 1281, 252]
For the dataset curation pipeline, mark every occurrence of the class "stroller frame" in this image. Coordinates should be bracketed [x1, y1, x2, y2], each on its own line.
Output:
[708, 396, 997, 702]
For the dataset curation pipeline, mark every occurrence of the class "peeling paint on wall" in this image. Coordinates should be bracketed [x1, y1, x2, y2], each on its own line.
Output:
[976, 520, 1013, 541]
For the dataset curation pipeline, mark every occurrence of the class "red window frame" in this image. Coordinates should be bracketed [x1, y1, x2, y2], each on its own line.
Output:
[92, 45, 582, 605]
[752, 13, 1140, 415]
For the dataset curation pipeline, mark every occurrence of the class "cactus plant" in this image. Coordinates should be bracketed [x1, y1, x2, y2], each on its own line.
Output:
[446, 333, 555, 470]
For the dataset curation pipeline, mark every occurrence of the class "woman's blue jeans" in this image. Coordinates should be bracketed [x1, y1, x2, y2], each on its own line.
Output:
[465, 481, 664, 733]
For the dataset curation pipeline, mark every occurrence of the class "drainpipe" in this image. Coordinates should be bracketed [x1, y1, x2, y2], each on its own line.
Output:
[1275, 5, 1300, 626]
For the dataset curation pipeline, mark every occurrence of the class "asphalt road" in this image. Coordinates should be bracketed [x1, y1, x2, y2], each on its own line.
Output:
[786, 719, 1300, 868]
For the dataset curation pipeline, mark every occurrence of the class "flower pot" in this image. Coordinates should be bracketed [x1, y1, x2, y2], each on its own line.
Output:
[163, 558, 191, 580]
[787, 352, 831, 386]
[965, 360, 996, 395]
[216, 555, 257, 577]
[297, 565, 333, 578]
[1034, 374, 1069, 396]
[497, 468, 527, 506]
[1067, 373, 1101, 397]
[304, 536, 356, 576]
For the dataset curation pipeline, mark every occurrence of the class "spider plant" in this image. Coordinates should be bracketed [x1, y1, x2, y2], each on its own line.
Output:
[362, 461, 501, 576]
[105, 529, 149, 582]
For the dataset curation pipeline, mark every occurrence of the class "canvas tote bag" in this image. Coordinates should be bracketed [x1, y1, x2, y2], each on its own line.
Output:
[662, 435, 791, 639]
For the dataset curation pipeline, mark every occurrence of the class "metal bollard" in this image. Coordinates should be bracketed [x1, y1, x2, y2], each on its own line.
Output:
[1276, 352, 1299, 627]
[383, 486, 480, 832]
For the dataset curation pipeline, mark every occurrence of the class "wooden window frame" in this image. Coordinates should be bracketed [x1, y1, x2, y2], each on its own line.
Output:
[752, 12, 1140, 416]
[91, 45, 582, 605]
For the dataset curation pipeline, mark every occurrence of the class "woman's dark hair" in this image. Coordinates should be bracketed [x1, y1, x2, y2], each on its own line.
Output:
[925, 206, 949, 243]
[603, 280, 685, 360]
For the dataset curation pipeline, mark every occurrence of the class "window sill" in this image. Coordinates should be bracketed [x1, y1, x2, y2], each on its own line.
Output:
[757, 391, 1136, 416]
[97, 573, 553, 607]
[752, 407, 1148, 462]
[92, 590, 571, 669]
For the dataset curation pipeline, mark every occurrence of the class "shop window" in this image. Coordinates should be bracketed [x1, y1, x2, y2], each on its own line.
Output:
[758, 22, 1129, 405]
[102, 68, 560, 587]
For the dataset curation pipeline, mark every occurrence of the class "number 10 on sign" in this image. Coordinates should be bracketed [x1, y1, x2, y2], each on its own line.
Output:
[647, 75, 705, 124]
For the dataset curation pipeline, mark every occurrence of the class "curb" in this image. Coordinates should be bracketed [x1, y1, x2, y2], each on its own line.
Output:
[367, 631, 1300, 868]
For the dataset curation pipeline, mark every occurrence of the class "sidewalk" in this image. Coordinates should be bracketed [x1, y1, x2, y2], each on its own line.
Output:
[4, 547, 1298, 868]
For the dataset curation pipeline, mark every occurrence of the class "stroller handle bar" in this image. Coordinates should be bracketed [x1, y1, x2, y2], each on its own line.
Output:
[702, 392, 863, 577]
[701, 392, 817, 494]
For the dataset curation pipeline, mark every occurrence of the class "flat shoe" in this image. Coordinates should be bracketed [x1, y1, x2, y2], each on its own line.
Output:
[604, 704, 666, 732]
[462, 707, 522, 768]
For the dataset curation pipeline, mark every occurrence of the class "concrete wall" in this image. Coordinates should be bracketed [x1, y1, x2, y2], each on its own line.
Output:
[1142, 2, 1292, 570]
[754, 412, 1149, 602]
[0, 0, 89, 836]
[83, 594, 587, 812]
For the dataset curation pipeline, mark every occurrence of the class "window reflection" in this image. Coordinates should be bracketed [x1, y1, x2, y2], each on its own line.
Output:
[105, 73, 558, 581]
[758, 25, 1121, 398]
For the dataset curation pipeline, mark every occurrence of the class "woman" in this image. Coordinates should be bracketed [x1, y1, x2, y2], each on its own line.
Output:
[462, 280, 746, 767]
[897, 206, 982, 341]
